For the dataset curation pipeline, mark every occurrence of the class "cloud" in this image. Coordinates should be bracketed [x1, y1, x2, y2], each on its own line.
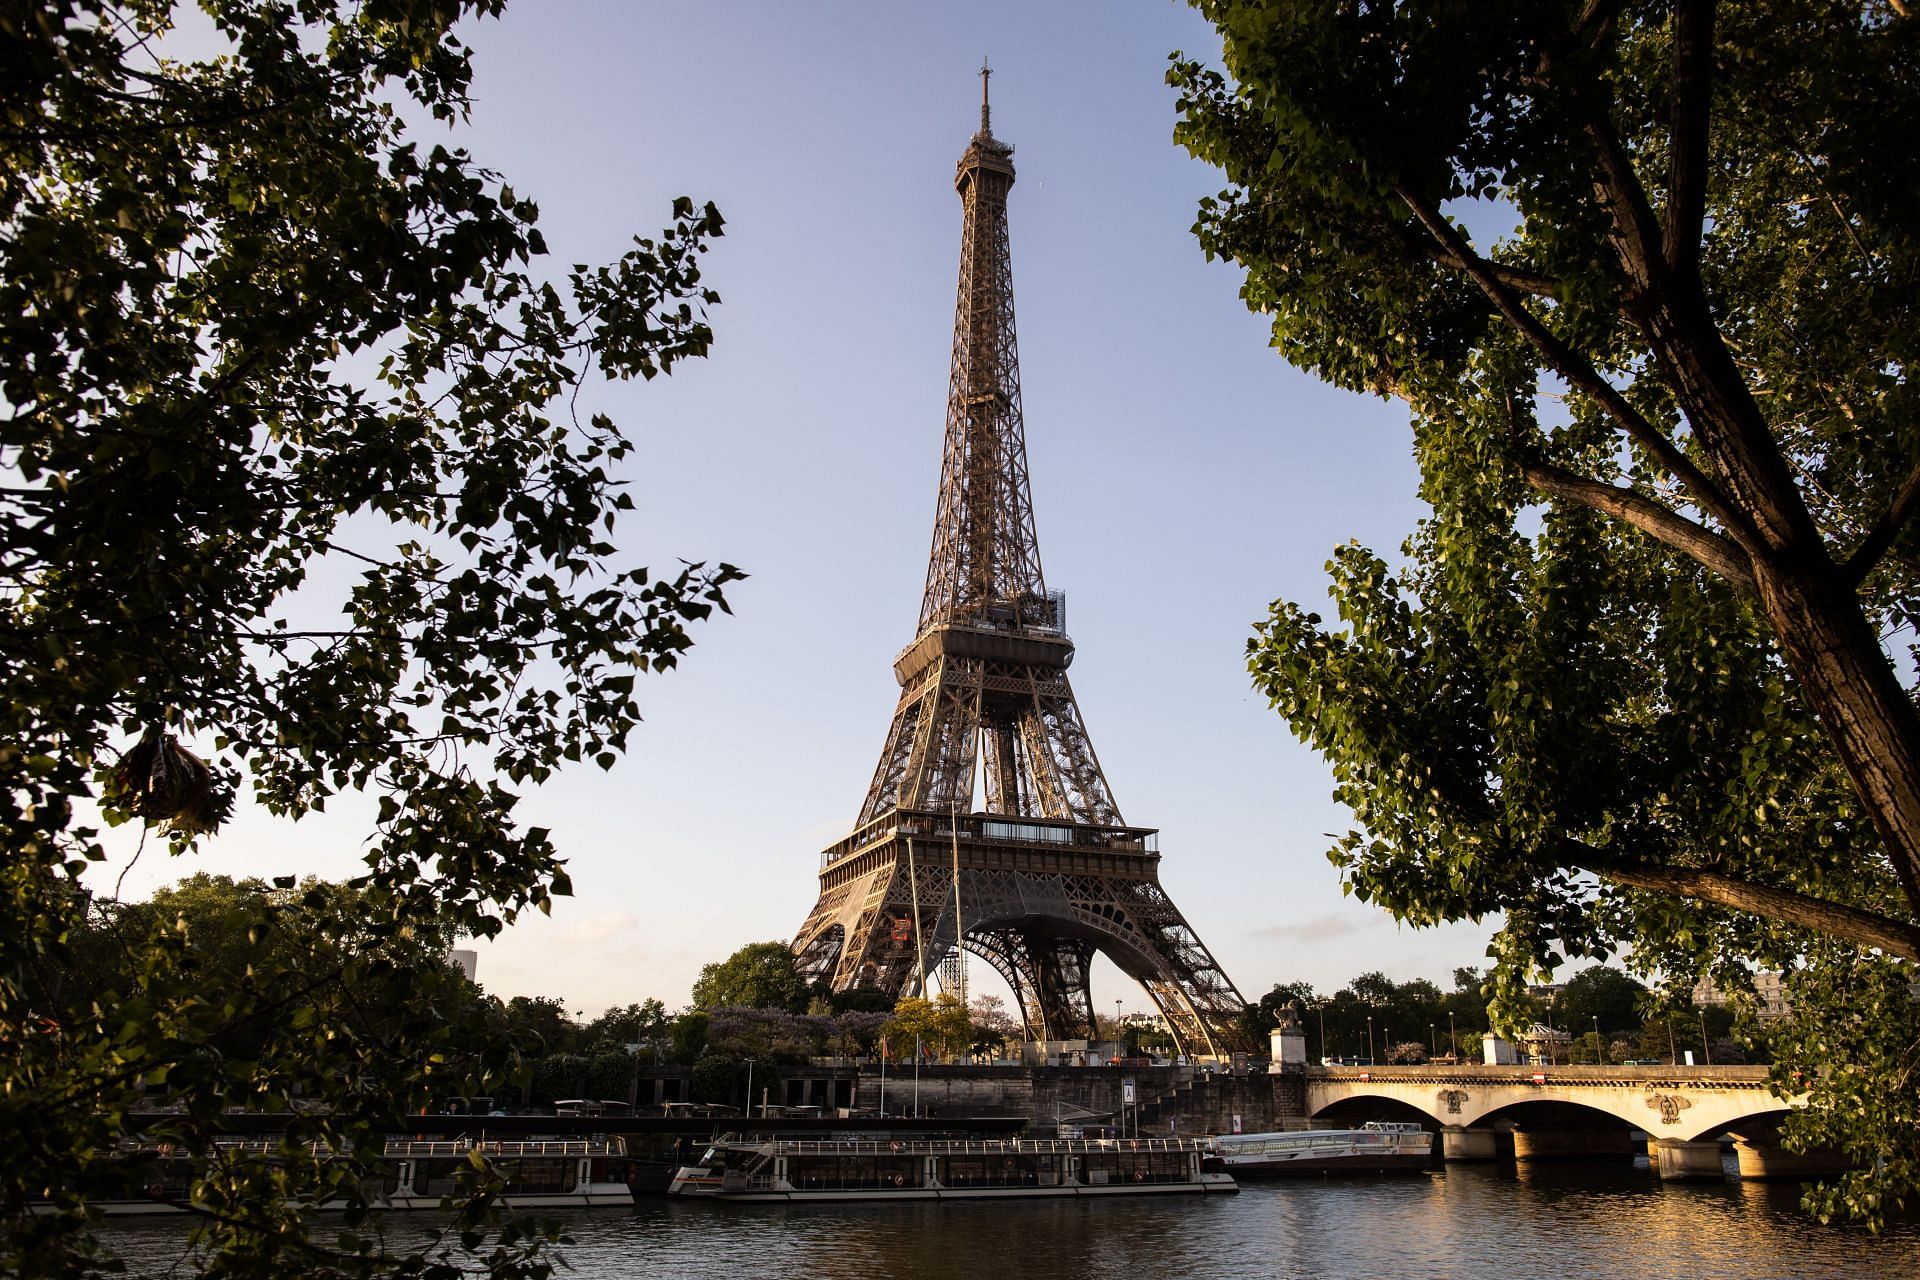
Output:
[561, 912, 637, 946]
[1248, 913, 1377, 943]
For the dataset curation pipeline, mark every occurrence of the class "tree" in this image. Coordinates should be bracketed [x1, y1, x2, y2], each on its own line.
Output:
[669, 1009, 711, 1063]
[691, 942, 810, 1014]
[581, 998, 670, 1052]
[706, 1006, 809, 1063]
[1173, 0, 1919, 1222]
[1552, 967, 1649, 1037]
[884, 992, 972, 1062]
[3, 2, 738, 1273]
[968, 993, 1019, 1058]
[500, 995, 581, 1056]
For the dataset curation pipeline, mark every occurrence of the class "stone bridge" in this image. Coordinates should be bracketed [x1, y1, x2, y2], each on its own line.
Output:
[1304, 1064, 1834, 1180]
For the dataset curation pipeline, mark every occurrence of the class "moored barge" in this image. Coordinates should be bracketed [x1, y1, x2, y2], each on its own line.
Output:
[667, 1134, 1237, 1201]
[1213, 1121, 1433, 1175]
[53, 1136, 640, 1215]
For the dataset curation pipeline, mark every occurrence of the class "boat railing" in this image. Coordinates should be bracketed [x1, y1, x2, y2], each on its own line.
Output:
[385, 1139, 621, 1157]
[117, 1136, 624, 1159]
[738, 1136, 1208, 1157]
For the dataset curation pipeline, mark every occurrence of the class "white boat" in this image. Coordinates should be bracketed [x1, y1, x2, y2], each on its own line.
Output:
[1213, 1122, 1433, 1176]
[667, 1134, 1238, 1201]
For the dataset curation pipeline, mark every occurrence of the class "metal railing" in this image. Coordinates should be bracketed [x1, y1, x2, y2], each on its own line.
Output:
[820, 810, 1160, 868]
[729, 1135, 1209, 1157]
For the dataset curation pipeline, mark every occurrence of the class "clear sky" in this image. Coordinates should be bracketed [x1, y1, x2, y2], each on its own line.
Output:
[96, 0, 1498, 1018]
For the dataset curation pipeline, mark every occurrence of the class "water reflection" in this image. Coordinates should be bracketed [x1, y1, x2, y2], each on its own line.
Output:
[94, 1166, 1920, 1280]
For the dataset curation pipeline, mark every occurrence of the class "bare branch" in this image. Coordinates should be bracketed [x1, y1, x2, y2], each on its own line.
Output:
[1396, 186, 1751, 544]
[1567, 843, 1920, 960]
[1574, 0, 1626, 41]
[1424, 249, 1560, 298]
[1843, 456, 1920, 583]
[1525, 462, 1755, 592]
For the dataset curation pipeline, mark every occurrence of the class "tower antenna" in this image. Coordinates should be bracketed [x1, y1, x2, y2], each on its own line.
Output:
[979, 56, 992, 136]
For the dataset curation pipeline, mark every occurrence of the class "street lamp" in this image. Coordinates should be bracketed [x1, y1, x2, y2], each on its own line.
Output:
[1366, 1015, 1375, 1065]
[1699, 1008, 1712, 1065]
[1591, 1016, 1601, 1065]
[1429, 1024, 1436, 1058]
[1448, 1011, 1457, 1061]
[1316, 1000, 1328, 1065]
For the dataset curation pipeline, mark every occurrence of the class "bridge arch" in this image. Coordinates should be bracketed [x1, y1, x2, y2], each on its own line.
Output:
[1304, 1066, 1795, 1144]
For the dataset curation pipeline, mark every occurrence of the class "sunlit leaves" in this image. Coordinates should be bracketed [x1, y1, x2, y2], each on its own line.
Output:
[3, 1, 735, 1273]
[1185, 0, 1919, 1225]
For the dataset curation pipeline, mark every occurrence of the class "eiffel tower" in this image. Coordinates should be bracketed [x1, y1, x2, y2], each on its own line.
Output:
[791, 68, 1249, 1058]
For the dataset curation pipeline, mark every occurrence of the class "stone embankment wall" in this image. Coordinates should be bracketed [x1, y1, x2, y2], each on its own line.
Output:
[846, 1066, 1308, 1136]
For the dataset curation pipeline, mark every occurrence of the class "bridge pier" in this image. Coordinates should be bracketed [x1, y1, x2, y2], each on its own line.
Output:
[1652, 1138, 1727, 1181]
[1511, 1126, 1639, 1161]
[1440, 1126, 1499, 1162]
[1730, 1137, 1850, 1181]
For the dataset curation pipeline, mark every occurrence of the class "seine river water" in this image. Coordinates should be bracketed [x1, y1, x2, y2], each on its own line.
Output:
[94, 1161, 1920, 1280]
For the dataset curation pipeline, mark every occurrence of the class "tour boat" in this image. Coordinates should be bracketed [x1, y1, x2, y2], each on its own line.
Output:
[58, 1135, 643, 1215]
[1213, 1121, 1434, 1176]
[667, 1134, 1238, 1201]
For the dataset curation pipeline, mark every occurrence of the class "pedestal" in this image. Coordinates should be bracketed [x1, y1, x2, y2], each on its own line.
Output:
[1730, 1139, 1851, 1180]
[1511, 1127, 1639, 1161]
[1653, 1138, 1727, 1181]
[1440, 1126, 1498, 1161]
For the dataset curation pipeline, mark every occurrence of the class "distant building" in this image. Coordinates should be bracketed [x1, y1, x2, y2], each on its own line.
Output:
[1692, 971, 1789, 1022]
[449, 948, 478, 983]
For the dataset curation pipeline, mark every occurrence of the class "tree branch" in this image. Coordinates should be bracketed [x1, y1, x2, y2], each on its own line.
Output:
[1525, 462, 1755, 592]
[1663, 0, 1716, 278]
[1566, 843, 1920, 960]
[1842, 455, 1920, 583]
[1395, 186, 1750, 543]
[1574, 0, 1626, 42]
[1422, 247, 1560, 298]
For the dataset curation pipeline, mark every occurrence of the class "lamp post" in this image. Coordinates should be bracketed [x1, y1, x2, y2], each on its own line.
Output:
[743, 1058, 755, 1117]
[1366, 1015, 1375, 1065]
[1591, 1016, 1601, 1065]
[1429, 1024, 1436, 1058]
[1699, 1008, 1712, 1065]
[1449, 1011, 1457, 1061]
[1316, 1000, 1328, 1066]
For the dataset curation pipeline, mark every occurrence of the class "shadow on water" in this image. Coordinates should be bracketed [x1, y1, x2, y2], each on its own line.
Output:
[93, 1169, 1920, 1280]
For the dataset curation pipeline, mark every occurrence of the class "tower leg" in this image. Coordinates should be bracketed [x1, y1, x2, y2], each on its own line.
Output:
[1028, 935, 1097, 1040]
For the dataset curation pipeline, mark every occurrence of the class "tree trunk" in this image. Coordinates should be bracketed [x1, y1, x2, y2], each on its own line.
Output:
[1754, 557, 1920, 914]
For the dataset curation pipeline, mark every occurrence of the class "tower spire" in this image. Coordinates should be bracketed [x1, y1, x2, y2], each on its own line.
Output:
[979, 56, 992, 137]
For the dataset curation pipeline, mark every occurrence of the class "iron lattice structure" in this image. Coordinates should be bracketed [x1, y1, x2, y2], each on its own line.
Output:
[792, 72, 1248, 1058]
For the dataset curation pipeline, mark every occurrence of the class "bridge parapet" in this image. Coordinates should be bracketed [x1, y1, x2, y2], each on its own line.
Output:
[1305, 1063, 1792, 1143]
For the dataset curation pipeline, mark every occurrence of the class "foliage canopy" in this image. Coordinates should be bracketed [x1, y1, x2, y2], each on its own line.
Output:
[1173, 0, 1918, 1221]
[690, 942, 810, 1015]
[3, 1, 737, 1273]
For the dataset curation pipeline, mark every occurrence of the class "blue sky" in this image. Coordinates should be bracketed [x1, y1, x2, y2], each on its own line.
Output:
[100, 0, 1498, 1016]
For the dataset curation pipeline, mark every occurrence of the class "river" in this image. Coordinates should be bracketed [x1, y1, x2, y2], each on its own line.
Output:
[96, 1162, 1920, 1279]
